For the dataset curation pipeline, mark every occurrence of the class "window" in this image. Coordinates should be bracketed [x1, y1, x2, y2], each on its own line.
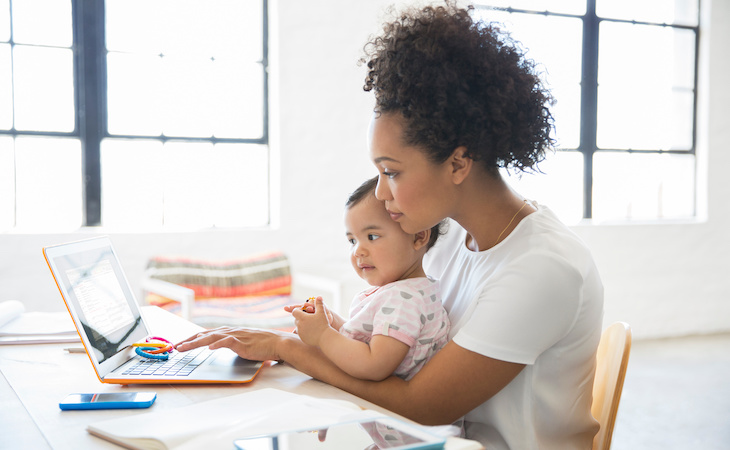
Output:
[0, 0, 269, 232]
[473, 0, 699, 224]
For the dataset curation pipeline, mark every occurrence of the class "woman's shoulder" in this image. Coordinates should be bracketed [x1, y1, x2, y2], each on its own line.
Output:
[425, 205, 597, 279]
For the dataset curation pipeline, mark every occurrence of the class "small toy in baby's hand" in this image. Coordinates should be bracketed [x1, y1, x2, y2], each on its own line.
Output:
[301, 297, 316, 312]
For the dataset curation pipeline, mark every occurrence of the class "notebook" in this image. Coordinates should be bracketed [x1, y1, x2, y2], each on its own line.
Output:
[43, 236, 264, 385]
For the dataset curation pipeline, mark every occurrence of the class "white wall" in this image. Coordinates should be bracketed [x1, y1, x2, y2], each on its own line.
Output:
[1, 0, 728, 340]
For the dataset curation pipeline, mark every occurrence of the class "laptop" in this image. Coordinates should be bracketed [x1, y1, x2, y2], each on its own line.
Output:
[43, 236, 264, 385]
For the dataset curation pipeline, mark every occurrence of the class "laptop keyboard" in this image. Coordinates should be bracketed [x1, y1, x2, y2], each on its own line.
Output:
[122, 347, 214, 377]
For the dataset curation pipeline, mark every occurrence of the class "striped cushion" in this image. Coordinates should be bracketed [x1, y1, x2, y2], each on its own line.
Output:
[145, 251, 292, 298]
[150, 295, 295, 330]
[144, 251, 294, 330]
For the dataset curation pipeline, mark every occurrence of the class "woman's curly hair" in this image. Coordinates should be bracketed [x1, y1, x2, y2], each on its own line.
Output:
[362, 2, 555, 172]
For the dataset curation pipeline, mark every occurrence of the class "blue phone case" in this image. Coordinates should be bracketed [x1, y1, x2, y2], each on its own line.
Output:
[59, 392, 157, 410]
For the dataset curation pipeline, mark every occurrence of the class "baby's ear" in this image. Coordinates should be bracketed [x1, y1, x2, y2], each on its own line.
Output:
[413, 229, 431, 251]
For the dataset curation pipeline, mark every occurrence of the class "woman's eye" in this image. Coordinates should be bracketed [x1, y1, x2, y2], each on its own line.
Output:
[382, 170, 397, 179]
[368, 234, 380, 241]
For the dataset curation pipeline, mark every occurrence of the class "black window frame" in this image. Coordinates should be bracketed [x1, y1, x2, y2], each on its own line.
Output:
[2, 0, 269, 227]
[475, 0, 700, 219]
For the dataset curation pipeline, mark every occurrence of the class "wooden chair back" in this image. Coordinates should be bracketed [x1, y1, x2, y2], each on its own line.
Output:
[592, 321, 632, 450]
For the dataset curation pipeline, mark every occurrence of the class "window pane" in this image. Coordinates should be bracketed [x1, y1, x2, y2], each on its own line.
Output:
[0, 0, 10, 42]
[209, 143, 269, 227]
[106, 0, 265, 140]
[106, 0, 262, 60]
[592, 152, 695, 221]
[161, 0, 263, 60]
[206, 0, 263, 60]
[105, 0, 165, 53]
[474, 0, 586, 15]
[163, 142, 220, 225]
[107, 52, 163, 136]
[101, 139, 164, 229]
[14, 136, 81, 231]
[150, 141, 269, 229]
[0, 43, 11, 129]
[0, 136, 14, 231]
[211, 59, 264, 139]
[502, 150, 584, 225]
[11, 0, 72, 46]
[474, 10, 582, 149]
[13, 45, 75, 132]
[106, 1, 265, 139]
[103, 140, 269, 229]
[108, 53, 265, 139]
[597, 0, 699, 26]
[160, 55, 215, 138]
[597, 23, 695, 150]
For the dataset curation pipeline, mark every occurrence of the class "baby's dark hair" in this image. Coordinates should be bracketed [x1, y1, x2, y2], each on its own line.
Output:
[362, 2, 555, 172]
[346, 177, 443, 251]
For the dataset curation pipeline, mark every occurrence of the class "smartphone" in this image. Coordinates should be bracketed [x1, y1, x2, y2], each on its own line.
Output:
[234, 417, 445, 450]
[59, 392, 157, 410]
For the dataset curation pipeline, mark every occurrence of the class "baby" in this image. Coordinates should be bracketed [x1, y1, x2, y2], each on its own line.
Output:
[289, 177, 449, 381]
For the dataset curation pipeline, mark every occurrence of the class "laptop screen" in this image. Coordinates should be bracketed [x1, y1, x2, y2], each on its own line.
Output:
[45, 237, 146, 364]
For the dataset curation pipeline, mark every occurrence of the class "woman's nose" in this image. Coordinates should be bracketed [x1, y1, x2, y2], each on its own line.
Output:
[375, 177, 392, 201]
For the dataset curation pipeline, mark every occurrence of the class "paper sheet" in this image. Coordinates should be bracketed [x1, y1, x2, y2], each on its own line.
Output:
[0, 311, 77, 336]
[88, 388, 385, 450]
[0, 303, 79, 344]
[0, 300, 25, 329]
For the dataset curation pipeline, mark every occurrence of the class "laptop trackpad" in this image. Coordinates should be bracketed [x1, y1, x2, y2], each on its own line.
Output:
[203, 349, 260, 374]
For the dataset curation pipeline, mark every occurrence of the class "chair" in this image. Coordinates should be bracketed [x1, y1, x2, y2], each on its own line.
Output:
[592, 321, 632, 450]
[141, 251, 343, 331]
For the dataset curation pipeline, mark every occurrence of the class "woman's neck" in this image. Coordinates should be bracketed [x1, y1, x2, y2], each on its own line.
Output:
[451, 169, 534, 252]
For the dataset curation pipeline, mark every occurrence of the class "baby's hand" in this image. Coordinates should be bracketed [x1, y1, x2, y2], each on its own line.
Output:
[291, 297, 332, 347]
[284, 297, 315, 314]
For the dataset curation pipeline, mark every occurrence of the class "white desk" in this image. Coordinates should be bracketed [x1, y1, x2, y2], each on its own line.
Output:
[0, 307, 479, 449]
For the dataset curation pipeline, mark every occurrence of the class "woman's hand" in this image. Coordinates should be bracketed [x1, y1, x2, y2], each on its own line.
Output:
[174, 326, 295, 362]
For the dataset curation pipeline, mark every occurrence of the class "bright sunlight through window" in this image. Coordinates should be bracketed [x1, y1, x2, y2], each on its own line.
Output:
[0, 0, 268, 232]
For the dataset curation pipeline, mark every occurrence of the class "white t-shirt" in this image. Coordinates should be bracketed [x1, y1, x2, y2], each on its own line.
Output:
[423, 202, 604, 450]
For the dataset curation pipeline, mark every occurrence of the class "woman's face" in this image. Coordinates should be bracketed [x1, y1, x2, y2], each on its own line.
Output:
[368, 113, 453, 234]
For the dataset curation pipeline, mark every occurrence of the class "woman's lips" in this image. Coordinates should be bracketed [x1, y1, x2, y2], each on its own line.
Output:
[387, 210, 403, 221]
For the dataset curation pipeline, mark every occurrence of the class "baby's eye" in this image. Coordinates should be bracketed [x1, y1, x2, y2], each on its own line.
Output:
[347, 238, 356, 245]
[368, 234, 380, 241]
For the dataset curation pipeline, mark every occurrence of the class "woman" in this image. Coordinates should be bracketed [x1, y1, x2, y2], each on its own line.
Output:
[176, 3, 603, 448]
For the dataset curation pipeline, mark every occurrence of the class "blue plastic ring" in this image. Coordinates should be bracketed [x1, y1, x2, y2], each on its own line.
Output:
[135, 346, 170, 360]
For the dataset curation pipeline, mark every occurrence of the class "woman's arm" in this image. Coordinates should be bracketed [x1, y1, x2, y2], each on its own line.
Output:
[282, 337, 525, 425]
[176, 325, 524, 425]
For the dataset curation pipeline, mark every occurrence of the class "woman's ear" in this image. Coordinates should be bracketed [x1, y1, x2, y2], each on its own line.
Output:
[413, 229, 431, 251]
[449, 146, 473, 185]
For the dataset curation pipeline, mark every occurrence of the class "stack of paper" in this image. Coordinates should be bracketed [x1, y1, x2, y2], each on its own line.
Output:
[87, 388, 481, 450]
[0, 300, 79, 345]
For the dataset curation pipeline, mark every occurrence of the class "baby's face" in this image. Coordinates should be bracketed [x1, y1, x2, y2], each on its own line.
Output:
[345, 194, 423, 286]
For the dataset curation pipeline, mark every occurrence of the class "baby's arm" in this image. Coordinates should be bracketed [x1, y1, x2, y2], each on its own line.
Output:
[293, 297, 409, 381]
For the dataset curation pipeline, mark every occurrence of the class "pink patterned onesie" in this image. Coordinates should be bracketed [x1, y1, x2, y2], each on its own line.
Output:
[339, 277, 449, 381]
